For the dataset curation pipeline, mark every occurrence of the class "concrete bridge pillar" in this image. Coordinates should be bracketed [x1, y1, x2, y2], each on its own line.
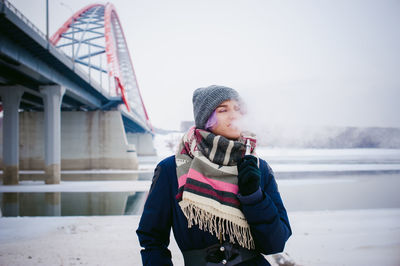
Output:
[0, 86, 24, 185]
[44, 192, 61, 216]
[40, 85, 65, 184]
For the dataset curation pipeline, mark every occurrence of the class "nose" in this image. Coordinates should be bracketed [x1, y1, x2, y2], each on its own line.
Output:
[229, 109, 241, 120]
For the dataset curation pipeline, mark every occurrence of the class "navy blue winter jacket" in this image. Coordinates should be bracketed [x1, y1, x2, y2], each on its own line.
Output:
[136, 155, 291, 265]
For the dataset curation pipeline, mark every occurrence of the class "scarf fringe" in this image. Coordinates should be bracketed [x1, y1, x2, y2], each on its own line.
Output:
[180, 202, 255, 250]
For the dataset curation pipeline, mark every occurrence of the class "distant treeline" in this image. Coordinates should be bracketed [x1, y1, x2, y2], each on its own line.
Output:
[257, 126, 400, 148]
[156, 125, 400, 149]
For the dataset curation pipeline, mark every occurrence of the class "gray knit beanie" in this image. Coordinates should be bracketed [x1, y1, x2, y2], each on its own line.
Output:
[192, 85, 240, 129]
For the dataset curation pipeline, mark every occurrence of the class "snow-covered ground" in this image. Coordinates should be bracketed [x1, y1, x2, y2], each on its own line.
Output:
[0, 209, 399, 266]
[1, 174, 399, 265]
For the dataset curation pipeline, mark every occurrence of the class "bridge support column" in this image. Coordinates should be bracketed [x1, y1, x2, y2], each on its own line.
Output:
[0, 87, 24, 185]
[40, 85, 65, 184]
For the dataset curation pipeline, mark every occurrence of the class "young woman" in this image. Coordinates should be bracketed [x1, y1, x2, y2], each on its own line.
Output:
[137, 85, 291, 265]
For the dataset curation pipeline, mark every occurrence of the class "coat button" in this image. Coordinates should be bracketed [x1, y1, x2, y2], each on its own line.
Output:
[220, 246, 225, 252]
[221, 259, 227, 264]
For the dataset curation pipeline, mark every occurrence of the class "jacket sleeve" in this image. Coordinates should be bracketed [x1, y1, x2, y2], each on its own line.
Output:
[136, 162, 173, 266]
[239, 160, 292, 255]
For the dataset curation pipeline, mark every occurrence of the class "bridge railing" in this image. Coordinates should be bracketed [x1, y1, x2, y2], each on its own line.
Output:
[1, 0, 111, 98]
[2, 0, 46, 40]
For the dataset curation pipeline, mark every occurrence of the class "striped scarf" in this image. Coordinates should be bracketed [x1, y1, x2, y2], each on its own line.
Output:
[175, 126, 257, 250]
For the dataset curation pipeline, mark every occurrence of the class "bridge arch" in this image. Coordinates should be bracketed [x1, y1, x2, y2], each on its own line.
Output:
[50, 3, 152, 131]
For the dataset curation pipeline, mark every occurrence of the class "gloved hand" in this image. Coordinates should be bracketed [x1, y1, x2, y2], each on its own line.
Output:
[237, 155, 260, 196]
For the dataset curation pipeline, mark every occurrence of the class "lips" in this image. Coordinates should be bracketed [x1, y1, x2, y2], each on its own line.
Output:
[228, 124, 239, 130]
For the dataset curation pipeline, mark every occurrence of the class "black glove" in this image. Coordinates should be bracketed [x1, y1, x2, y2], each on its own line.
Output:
[237, 155, 260, 196]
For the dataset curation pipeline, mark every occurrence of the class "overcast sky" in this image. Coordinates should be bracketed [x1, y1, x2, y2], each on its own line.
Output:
[9, 0, 400, 130]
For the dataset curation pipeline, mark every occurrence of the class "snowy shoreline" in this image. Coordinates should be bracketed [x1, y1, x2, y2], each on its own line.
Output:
[0, 178, 356, 193]
[0, 209, 399, 266]
[2, 163, 400, 175]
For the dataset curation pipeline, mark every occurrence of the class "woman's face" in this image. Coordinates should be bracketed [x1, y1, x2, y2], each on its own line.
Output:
[210, 100, 243, 140]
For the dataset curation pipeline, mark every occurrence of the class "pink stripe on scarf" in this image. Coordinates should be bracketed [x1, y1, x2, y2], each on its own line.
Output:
[184, 183, 240, 206]
[178, 169, 238, 194]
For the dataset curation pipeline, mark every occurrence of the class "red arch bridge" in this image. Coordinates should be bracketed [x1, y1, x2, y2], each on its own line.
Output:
[0, 1, 155, 185]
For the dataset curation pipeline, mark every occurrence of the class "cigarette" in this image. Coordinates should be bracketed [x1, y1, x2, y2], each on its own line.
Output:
[245, 139, 251, 155]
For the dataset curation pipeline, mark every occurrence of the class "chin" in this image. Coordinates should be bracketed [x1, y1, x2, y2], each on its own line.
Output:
[225, 132, 241, 140]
